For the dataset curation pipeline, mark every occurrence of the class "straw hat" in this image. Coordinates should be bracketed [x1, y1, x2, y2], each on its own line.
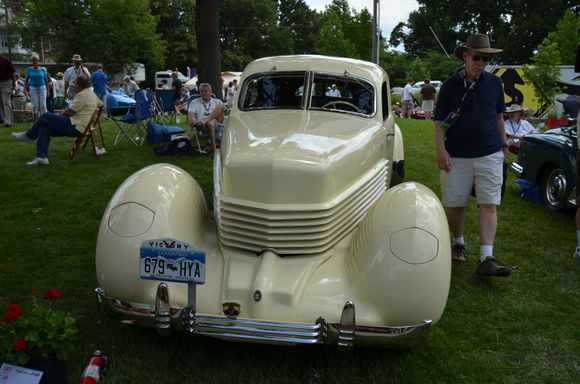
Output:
[506, 104, 524, 113]
[56, 72, 64, 78]
[454, 34, 502, 60]
[71, 54, 83, 61]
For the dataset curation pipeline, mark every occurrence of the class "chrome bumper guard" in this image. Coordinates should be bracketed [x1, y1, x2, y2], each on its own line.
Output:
[510, 162, 523, 177]
[96, 284, 432, 348]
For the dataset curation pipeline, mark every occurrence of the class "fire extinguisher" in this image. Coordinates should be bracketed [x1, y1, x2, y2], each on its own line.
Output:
[79, 350, 108, 383]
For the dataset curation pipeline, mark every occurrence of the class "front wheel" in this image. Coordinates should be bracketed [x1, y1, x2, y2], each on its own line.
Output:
[541, 165, 569, 212]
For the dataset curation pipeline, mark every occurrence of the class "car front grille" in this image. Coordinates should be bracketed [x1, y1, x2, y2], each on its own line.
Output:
[218, 160, 388, 255]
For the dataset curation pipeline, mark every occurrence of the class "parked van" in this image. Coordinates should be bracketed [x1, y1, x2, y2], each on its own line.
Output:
[155, 70, 189, 90]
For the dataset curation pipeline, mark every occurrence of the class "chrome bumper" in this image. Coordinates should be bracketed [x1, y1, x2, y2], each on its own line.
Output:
[510, 162, 523, 178]
[96, 284, 432, 349]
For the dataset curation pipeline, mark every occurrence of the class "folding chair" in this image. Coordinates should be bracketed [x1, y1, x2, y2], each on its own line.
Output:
[111, 90, 153, 146]
[153, 89, 178, 124]
[69, 107, 105, 160]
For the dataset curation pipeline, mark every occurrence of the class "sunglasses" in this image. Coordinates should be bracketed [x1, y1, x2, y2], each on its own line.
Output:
[470, 54, 491, 63]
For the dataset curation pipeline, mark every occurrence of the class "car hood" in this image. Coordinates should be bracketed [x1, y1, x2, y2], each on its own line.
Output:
[524, 128, 576, 149]
[220, 110, 387, 205]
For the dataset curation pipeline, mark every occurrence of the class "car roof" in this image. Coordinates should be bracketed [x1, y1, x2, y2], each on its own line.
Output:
[242, 55, 386, 88]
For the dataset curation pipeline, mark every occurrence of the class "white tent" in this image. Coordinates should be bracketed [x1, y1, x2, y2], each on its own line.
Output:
[184, 71, 242, 91]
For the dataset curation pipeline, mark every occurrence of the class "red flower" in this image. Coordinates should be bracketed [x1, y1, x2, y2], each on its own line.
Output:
[3, 304, 22, 323]
[43, 288, 61, 301]
[13, 337, 27, 352]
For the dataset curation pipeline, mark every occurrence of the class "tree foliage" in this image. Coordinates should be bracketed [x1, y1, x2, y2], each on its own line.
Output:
[523, 41, 562, 108]
[542, 10, 580, 65]
[278, 0, 320, 55]
[150, 0, 197, 74]
[13, 0, 165, 74]
[389, 0, 578, 64]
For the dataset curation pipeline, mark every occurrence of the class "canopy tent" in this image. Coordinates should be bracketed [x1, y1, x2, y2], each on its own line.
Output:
[184, 71, 242, 91]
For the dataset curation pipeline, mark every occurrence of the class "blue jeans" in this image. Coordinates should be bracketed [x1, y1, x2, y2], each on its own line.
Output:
[26, 112, 80, 158]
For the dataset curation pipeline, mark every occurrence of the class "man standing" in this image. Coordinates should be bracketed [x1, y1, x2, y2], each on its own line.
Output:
[188, 83, 224, 154]
[63, 54, 90, 100]
[328, 84, 341, 97]
[91, 64, 108, 107]
[0, 55, 16, 127]
[420, 79, 437, 120]
[434, 33, 511, 277]
[401, 80, 415, 118]
[171, 71, 182, 111]
[11, 74, 101, 165]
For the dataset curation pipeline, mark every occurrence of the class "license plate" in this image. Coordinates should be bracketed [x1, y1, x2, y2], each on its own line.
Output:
[139, 238, 205, 284]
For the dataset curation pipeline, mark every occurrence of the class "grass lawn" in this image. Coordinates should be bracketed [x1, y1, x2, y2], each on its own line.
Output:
[0, 117, 578, 383]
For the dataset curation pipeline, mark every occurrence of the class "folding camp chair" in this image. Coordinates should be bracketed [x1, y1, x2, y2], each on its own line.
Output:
[153, 89, 179, 124]
[69, 107, 105, 160]
[111, 90, 153, 146]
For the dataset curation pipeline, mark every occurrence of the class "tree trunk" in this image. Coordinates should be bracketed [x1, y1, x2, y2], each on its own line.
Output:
[195, 0, 223, 100]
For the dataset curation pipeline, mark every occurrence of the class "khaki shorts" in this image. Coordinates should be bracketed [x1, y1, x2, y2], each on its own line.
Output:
[441, 151, 504, 207]
[402, 100, 414, 111]
[422, 100, 434, 112]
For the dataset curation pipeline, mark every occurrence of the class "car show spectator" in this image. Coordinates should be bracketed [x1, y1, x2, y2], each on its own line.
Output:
[188, 82, 225, 154]
[0, 54, 16, 127]
[122, 75, 140, 98]
[45, 71, 58, 113]
[327, 83, 341, 97]
[574, 42, 580, 260]
[63, 54, 90, 100]
[91, 64, 109, 107]
[24, 53, 49, 120]
[171, 71, 183, 110]
[54, 72, 66, 109]
[420, 79, 437, 120]
[11, 74, 101, 166]
[504, 104, 537, 153]
[402, 80, 415, 118]
[434, 33, 511, 277]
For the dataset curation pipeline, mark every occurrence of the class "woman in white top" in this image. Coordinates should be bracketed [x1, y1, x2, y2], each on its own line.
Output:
[122, 76, 140, 98]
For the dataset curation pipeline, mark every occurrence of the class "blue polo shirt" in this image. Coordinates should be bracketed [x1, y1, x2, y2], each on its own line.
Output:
[435, 70, 505, 158]
[91, 69, 108, 95]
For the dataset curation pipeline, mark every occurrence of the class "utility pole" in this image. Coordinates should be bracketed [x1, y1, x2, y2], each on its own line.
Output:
[371, 0, 380, 64]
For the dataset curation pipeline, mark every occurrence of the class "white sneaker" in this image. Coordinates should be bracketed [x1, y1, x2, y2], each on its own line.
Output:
[26, 157, 49, 166]
[11, 131, 33, 144]
[95, 147, 107, 156]
[575, 247, 580, 260]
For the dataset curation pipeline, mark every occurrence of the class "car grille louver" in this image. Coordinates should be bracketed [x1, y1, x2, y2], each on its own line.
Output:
[218, 160, 388, 255]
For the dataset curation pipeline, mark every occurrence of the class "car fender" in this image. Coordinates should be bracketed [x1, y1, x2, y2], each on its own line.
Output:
[348, 181, 451, 325]
[96, 163, 222, 305]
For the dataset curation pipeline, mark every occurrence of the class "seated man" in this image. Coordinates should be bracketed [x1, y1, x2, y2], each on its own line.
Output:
[504, 104, 537, 153]
[187, 82, 225, 153]
[11, 74, 101, 165]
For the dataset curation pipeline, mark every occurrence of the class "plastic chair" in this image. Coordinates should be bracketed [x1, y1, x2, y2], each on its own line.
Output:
[69, 107, 105, 160]
[111, 90, 153, 146]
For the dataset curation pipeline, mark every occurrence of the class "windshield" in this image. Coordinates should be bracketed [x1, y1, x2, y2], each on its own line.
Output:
[239, 71, 374, 116]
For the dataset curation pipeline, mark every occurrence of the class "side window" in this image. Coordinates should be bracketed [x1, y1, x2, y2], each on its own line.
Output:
[310, 73, 374, 116]
[382, 82, 389, 121]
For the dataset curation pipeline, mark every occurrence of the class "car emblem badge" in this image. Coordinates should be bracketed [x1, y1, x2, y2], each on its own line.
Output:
[253, 290, 262, 302]
[222, 302, 241, 319]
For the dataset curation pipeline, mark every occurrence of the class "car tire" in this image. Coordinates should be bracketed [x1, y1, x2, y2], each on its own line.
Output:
[541, 165, 570, 212]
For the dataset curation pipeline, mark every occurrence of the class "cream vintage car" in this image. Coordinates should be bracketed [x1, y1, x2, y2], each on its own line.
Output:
[96, 55, 451, 348]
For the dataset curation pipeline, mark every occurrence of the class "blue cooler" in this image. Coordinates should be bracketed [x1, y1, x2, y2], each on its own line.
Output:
[146, 122, 185, 144]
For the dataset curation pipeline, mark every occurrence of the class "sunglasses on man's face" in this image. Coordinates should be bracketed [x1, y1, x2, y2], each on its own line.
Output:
[470, 54, 491, 63]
